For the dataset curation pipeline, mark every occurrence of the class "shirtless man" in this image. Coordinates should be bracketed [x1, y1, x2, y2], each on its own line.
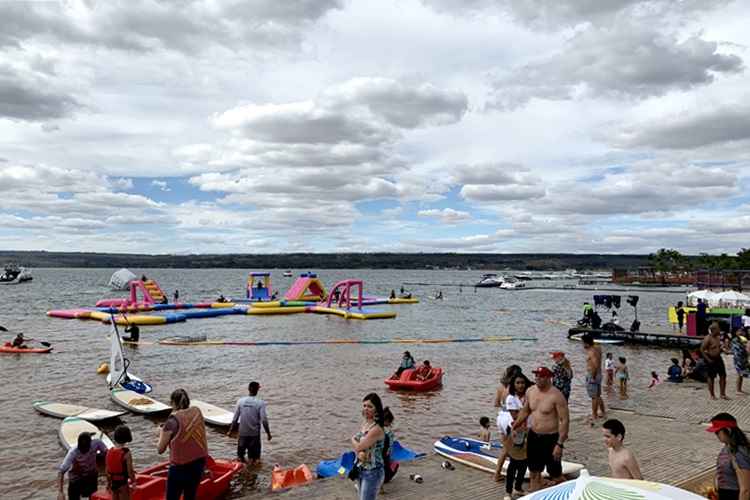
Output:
[582, 334, 606, 423]
[513, 366, 569, 492]
[602, 419, 642, 479]
[701, 322, 729, 400]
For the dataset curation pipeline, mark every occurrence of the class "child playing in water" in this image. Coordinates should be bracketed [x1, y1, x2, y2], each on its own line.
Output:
[605, 352, 615, 387]
[479, 416, 492, 442]
[647, 371, 660, 389]
[616, 357, 629, 399]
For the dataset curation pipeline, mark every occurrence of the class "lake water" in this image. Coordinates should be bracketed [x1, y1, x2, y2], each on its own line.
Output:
[0, 268, 685, 498]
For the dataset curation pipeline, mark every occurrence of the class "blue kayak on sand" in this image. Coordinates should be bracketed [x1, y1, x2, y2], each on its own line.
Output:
[316, 441, 425, 478]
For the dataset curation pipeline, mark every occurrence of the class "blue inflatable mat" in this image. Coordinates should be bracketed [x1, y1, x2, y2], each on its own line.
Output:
[316, 441, 424, 478]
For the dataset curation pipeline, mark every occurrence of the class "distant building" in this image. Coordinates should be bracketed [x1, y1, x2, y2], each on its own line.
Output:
[612, 267, 694, 286]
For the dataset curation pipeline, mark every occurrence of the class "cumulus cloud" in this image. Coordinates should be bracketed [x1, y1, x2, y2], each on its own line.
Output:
[487, 25, 743, 109]
[547, 161, 739, 215]
[422, 0, 731, 29]
[417, 208, 472, 223]
[450, 163, 546, 202]
[151, 180, 171, 192]
[0, 0, 344, 53]
[0, 60, 81, 120]
[615, 105, 750, 149]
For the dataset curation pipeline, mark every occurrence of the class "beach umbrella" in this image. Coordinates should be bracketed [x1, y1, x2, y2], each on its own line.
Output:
[519, 469, 704, 500]
[712, 290, 750, 307]
[686, 289, 715, 306]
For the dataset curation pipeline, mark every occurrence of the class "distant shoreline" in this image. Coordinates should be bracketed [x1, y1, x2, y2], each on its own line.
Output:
[0, 250, 650, 270]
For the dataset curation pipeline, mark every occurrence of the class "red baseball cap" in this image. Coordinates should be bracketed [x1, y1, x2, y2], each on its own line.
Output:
[549, 351, 565, 359]
[706, 419, 738, 433]
[533, 366, 554, 378]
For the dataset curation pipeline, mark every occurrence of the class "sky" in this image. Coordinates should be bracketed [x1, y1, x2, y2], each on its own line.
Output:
[1, 0, 749, 255]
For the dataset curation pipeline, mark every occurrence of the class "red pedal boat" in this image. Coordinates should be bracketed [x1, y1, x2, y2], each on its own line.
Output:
[91, 457, 242, 500]
[384, 368, 444, 391]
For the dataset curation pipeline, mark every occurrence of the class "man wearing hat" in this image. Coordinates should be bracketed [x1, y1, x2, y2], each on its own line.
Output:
[228, 381, 272, 467]
[513, 366, 569, 492]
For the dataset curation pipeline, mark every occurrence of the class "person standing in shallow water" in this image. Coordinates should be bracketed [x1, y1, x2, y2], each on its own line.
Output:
[351, 393, 386, 500]
[582, 334, 606, 424]
[157, 389, 208, 500]
[227, 381, 272, 467]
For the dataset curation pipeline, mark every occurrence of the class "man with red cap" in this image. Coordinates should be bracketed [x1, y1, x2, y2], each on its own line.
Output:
[513, 365, 569, 492]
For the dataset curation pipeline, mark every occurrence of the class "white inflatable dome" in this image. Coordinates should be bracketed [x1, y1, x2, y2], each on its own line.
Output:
[109, 268, 137, 290]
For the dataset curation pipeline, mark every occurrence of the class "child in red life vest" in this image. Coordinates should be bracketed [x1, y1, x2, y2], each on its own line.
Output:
[106, 425, 135, 499]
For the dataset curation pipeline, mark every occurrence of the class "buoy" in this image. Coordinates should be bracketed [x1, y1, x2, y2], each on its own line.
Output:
[97, 362, 110, 375]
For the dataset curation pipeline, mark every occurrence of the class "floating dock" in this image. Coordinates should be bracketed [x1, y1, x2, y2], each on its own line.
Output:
[567, 327, 704, 348]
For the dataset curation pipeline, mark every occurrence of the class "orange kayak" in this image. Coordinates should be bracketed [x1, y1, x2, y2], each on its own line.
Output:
[271, 464, 314, 491]
[1, 342, 52, 354]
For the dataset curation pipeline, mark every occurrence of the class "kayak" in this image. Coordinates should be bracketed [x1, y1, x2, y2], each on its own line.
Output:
[317, 441, 424, 478]
[91, 456, 242, 500]
[271, 464, 314, 491]
[384, 367, 443, 391]
[434, 436, 584, 477]
[0, 342, 52, 354]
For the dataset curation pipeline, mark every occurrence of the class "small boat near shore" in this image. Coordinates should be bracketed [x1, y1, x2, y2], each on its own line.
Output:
[385, 367, 444, 391]
[0, 264, 32, 285]
[474, 274, 505, 288]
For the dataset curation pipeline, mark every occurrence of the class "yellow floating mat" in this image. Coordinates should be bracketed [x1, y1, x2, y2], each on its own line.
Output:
[250, 301, 284, 309]
[247, 306, 308, 315]
[88, 311, 168, 325]
[312, 307, 397, 320]
[210, 302, 237, 308]
[388, 298, 419, 304]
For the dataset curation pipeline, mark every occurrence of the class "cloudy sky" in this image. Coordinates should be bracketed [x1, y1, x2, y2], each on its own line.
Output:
[1, 0, 749, 255]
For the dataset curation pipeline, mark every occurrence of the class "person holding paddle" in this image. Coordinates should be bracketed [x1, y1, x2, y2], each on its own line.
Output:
[12, 332, 28, 349]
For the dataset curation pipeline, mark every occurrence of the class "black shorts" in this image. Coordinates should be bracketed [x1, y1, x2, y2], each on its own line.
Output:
[526, 430, 562, 477]
[238, 435, 261, 461]
[706, 356, 726, 378]
[69, 474, 98, 499]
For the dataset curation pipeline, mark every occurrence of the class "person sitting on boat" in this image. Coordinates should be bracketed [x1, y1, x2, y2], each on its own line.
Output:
[434, 290, 443, 300]
[11, 332, 27, 349]
[123, 324, 140, 343]
[217, 294, 227, 303]
[591, 311, 602, 330]
[390, 289, 396, 299]
[391, 351, 416, 379]
[415, 360, 433, 381]
[256, 280, 264, 289]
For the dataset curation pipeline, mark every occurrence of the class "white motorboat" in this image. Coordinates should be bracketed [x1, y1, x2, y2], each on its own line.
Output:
[283, 270, 293, 277]
[474, 273, 505, 288]
[499, 278, 525, 289]
[0, 264, 32, 285]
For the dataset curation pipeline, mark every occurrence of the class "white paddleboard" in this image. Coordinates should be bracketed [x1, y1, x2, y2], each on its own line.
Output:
[434, 436, 583, 478]
[59, 417, 114, 450]
[33, 401, 126, 422]
[191, 399, 234, 427]
[110, 388, 171, 415]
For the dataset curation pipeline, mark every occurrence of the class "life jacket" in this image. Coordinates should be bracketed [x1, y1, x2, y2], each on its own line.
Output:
[106, 447, 129, 482]
[169, 407, 208, 465]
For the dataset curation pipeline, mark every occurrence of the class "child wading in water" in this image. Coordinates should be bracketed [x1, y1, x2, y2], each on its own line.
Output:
[616, 357, 629, 399]
[479, 416, 492, 442]
[605, 353, 615, 387]
[106, 425, 135, 500]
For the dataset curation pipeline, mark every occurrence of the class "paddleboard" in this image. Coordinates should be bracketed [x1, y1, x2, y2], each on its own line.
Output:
[59, 417, 114, 450]
[33, 401, 126, 422]
[569, 333, 624, 345]
[433, 436, 583, 478]
[110, 388, 171, 415]
[191, 399, 234, 427]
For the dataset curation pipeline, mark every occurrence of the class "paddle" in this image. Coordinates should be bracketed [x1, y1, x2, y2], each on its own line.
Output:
[24, 338, 52, 347]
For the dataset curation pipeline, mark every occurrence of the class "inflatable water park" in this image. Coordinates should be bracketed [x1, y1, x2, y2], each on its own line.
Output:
[47, 272, 418, 325]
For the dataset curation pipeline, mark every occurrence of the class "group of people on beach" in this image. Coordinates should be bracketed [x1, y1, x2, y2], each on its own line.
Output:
[57, 383, 271, 500]
[485, 333, 641, 499]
